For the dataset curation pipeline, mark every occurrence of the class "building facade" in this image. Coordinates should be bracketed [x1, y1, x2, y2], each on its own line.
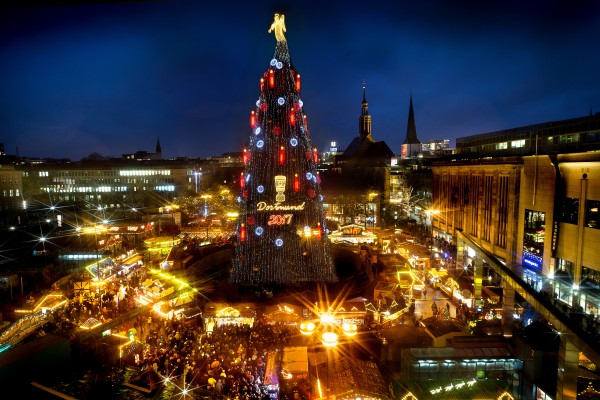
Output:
[321, 86, 394, 228]
[431, 114, 600, 399]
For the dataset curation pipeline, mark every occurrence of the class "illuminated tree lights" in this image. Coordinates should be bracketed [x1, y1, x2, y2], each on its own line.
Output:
[230, 36, 336, 285]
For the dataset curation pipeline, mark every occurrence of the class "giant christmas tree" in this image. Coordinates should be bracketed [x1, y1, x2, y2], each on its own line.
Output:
[230, 14, 337, 286]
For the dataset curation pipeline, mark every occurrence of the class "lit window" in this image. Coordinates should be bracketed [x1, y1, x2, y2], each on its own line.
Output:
[496, 142, 508, 150]
[511, 139, 526, 148]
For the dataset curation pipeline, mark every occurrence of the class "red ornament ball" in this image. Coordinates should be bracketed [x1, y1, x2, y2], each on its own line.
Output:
[307, 189, 316, 198]
[294, 102, 301, 110]
[242, 190, 248, 198]
[247, 216, 255, 225]
[260, 102, 268, 111]
[273, 126, 282, 136]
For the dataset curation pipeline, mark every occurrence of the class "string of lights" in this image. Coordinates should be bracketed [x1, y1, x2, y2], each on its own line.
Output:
[230, 36, 337, 285]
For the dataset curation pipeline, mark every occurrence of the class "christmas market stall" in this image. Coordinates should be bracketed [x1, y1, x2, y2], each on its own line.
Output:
[151, 290, 193, 319]
[440, 277, 473, 308]
[328, 224, 378, 245]
[316, 301, 367, 328]
[94, 332, 144, 367]
[264, 346, 310, 399]
[203, 302, 257, 333]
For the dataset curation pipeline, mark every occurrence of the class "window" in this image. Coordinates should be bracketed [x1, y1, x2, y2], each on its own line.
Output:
[511, 139, 526, 148]
[496, 142, 508, 150]
[557, 259, 574, 279]
[560, 198, 579, 224]
[482, 176, 493, 241]
[559, 133, 580, 144]
[586, 200, 600, 229]
[523, 210, 545, 271]
[496, 176, 509, 248]
[582, 267, 600, 288]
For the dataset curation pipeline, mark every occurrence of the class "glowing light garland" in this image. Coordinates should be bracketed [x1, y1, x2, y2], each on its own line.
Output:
[230, 24, 336, 285]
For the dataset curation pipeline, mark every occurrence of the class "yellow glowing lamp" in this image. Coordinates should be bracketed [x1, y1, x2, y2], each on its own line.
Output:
[303, 226, 311, 237]
[299, 321, 316, 335]
[342, 322, 358, 337]
[321, 331, 338, 347]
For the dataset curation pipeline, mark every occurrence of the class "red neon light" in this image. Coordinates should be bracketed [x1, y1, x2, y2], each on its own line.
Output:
[279, 146, 285, 165]
[296, 74, 301, 92]
[294, 174, 299, 192]
[269, 69, 275, 88]
[260, 77, 265, 93]
[243, 148, 248, 165]
[313, 148, 318, 164]
[250, 111, 256, 128]
[240, 224, 246, 242]
[240, 172, 245, 189]
[290, 109, 295, 126]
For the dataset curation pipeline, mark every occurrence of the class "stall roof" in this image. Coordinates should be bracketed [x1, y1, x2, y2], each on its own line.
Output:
[182, 307, 202, 319]
[282, 346, 308, 374]
[203, 302, 257, 317]
[317, 301, 366, 314]
[409, 346, 513, 359]
[317, 358, 387, 399]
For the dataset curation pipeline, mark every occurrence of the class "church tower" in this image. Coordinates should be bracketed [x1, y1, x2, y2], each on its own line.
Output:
[359, 83, 372, 139]
[155, 137, 162, 159]
[401, 96, 421, 158]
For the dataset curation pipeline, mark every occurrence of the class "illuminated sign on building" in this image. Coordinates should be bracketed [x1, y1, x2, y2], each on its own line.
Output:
[522, 251, 542, 271]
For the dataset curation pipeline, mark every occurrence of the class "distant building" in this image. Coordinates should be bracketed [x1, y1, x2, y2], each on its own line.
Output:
[4, 154, 243, 229]
[422, 139, 451, 154]
[320, 141, 343, 165]
[0, 165, 23, 225]
[431, 113, 600, 399]
[321, 86, 394, 227]
[336, 86, 395, 168]
[122, 137, 163, 160]
[456, 112, 600, 156]
[19, 160, 188, 210]
[400, 97, 422, 158]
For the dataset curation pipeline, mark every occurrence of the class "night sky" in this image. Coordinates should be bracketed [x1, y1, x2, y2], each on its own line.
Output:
[1, 0, 599, 161]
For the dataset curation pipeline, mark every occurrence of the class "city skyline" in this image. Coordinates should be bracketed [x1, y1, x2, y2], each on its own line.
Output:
[1, 0, 600, 161]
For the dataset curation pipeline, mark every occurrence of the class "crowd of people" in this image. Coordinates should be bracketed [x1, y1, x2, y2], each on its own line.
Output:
[132, 319, 296, 398]
[43, 267, 146, 338]
[27, 261, 303, 399]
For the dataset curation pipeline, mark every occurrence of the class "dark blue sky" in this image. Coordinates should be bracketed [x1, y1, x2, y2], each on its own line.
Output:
[1, 0, 599, 160]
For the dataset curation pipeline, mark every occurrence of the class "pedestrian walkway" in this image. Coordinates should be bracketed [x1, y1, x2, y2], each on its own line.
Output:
[413, 285, 456, 320]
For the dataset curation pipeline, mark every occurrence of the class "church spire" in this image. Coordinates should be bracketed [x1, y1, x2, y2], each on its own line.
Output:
[359, 81, 372, 138]
[403, 96, 420, 145]
[155, 137, 162, 154]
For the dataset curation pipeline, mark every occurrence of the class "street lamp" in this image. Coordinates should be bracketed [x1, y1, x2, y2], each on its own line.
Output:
[201, 194, 212, 240]
[193, 170, 202, 194]
[299, 313, 358, 399]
